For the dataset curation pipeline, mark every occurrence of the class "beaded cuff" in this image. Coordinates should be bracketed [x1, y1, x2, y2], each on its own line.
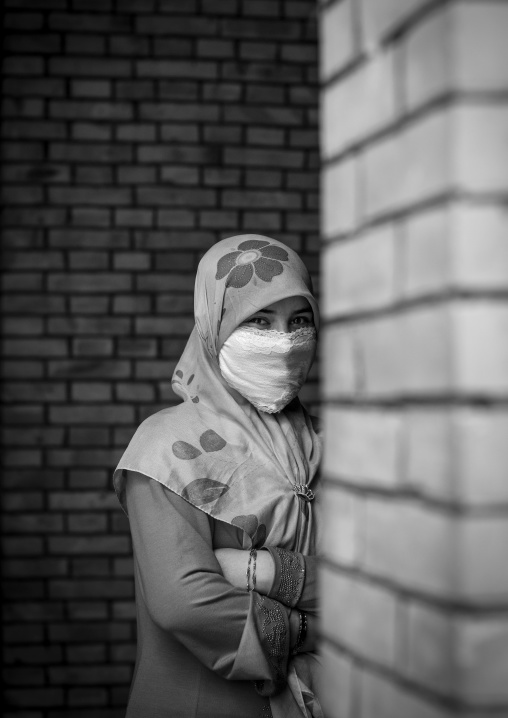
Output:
[265, 547, 305, 608]
[253, 594, 289, 697]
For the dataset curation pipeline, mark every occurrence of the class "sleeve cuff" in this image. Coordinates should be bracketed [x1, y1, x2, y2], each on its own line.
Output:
[264, 547, 305, 609]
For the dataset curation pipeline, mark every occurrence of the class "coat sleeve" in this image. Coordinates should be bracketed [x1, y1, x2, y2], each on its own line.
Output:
[264, 547, 319, 615]
[125, 471, 291, 696]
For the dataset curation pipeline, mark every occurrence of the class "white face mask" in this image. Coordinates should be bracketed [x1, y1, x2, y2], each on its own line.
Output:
[218, 326, 317, 413]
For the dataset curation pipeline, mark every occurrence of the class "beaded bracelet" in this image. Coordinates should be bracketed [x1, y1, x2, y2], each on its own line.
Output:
[246, 548, 257, 592]
[292, 610, 308, 655]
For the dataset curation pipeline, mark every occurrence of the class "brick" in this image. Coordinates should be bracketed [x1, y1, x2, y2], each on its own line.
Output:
[243, 212, 281, 231]
[50, 142, 133, 163]
[71, 80, 111, 98]
[222, 18, 301, 40]
[322, 49, 396, 159]
[240, 41, 277, 61]
[110, 34, 150, 57]
[362, 108, 449, 219]
[137, 60, 217, 79]
[322, 223, 396, 318]
[70, 209, 111, 228]
[359, 669, 453, 718]
[117, 166, 156, 185]
[3, 56, 44, 75]
[247, 126, 285, 146]
[49, 187, 131, 206]
[152, 38, 193, 57]
[455, 105, 508, 193]
[2, 382, 66, 403]
[203, 125, 241, 145]
[72, 123, 112, 141]
[72, 338, 113, 356]
[459, 516, 508, 604]
[319, 0, 358, 80]
[49, 583, 133, 601]
[320, 486, 361, 567]
[322, 407, 402, 488]
[5, 32, 60, 54]
[321, 155, 359, 237]
[69, 428, 110, 446]
[160, 166, 199, 185]
[359, 0, 431, 48]
[49, 57, 130, 77]
[364, 497, 454, 597]
[224, 105, 303, 126]
[402, 602, 455, 695]
[3, 514, 64, 533]
[68, 687, 108, 707]
[75, 167, 113, 185]
[404, 3, 508, 112]
[245, 170, 282, 188]
[65, 34, 105, 55]
[69, 295, 109, 312]
[48, 536, 130, 555]
[456, 617, 508, 704]
[135, 317, 194, 335]
[3, 11, 44, 30]
[139, 102, 219, 124]
[136, 15, 217, 36]
[456, 410, 508, 506]
[114, 210, 153, 228]
[137, 187, 216, 208]
[454, 303, 508, 395]
[223, 189, 301, 209]
[48, 360, 131, 380]
[66, 644, 106, 664]
[318, 643, 354, 718]
[49, 13, 130, 33]
[197, 39, 234, 58]
[358, 306, 454, 396]
[48, 274, 131, 293]
[70, 383, 112, 402]
[3, 120, 66, 140]
[320, 567, 397, 665]
[49, 405, 134, 425]
[160, 125, 199, 143]
[4, 688, 64, 708]
[199, 210, 238, 229]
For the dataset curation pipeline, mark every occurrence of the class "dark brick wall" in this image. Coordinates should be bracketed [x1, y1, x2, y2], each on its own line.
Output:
[1, 0, 319, 714]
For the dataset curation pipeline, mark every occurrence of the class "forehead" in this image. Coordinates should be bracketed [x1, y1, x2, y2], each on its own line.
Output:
[253, 296, 312, 314]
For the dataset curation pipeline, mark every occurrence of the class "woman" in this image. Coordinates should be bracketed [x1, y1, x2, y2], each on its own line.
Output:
[113, 235, 323, 718]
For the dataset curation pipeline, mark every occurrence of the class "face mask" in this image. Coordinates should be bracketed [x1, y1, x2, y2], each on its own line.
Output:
[218, 326, 317, 413]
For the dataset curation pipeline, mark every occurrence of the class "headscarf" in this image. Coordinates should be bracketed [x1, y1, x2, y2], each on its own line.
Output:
[114, 234, 322, 556]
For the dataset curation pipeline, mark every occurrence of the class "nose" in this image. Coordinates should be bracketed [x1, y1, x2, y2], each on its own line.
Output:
[271, 317, 292, 333]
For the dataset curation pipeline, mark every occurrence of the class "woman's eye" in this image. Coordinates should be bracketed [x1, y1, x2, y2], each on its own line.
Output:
[292, 315, 311, 325]
[245, 316, 267, 326]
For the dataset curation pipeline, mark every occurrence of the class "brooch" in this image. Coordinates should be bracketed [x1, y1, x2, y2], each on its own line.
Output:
[293, 484, 315, 502]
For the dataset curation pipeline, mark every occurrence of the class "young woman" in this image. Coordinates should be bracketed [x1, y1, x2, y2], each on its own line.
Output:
[114, 235, 323, 718]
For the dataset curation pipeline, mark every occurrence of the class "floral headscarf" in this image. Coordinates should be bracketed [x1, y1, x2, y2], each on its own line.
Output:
[113, 233, 321, 554]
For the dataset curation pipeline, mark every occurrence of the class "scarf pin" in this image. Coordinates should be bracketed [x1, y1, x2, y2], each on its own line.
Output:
[293, 484, 315, 502]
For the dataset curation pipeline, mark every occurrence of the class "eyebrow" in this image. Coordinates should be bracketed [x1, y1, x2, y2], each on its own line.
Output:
[254, 306, 312, 315]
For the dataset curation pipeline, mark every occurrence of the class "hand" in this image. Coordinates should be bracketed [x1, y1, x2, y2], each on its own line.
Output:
[214, 548, 275, 595]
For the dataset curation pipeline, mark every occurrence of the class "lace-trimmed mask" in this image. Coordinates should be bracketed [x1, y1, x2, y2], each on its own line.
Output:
[219, 326, 317, 414]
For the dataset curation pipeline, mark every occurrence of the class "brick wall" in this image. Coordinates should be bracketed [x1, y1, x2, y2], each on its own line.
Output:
[319, 1, 508, 717]
[1, 1, 319, 714]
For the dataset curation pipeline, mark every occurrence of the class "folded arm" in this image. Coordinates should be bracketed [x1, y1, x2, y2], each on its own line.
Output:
[125, 471, 295, 695]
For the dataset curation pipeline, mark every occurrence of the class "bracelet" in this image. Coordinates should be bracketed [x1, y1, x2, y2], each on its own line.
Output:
[292, 610, 307, 655]
[246, 548, 257, 592]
